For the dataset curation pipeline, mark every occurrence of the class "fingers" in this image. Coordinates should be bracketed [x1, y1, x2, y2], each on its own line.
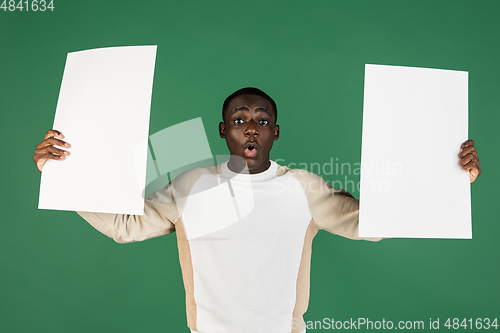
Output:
[458, 140, 481, 183]
[460, 139, 474, 150]
[33, 148, 69, 172]
[43, 145, 71, 157]
[34, 142, 71, 159]
[35, 151, 67, 162]
[35, 137, 71, 150]
[461, 159, 482, 184]
[460, 157, 478, 171]
[44, 129, 64, 140]
[459, 150, 480, 171]
[458, 146, 479, 163]
[34, 129, 71, 173]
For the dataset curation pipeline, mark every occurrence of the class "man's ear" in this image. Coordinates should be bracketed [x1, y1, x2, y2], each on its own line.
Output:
[219, 122, 226, 138]
[274, 124, 280, 140]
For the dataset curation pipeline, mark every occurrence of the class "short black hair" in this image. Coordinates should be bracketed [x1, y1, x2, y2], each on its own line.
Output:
[222, 87, 278, 124]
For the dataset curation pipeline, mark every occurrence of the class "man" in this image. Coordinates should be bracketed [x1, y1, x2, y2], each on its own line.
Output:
[33, 87, 481, 333]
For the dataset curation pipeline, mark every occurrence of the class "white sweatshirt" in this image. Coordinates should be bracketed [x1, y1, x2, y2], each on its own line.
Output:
[77, 160, 381, 333]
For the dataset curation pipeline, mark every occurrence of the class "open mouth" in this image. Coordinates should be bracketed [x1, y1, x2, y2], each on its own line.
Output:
[244, 142, 258, 158]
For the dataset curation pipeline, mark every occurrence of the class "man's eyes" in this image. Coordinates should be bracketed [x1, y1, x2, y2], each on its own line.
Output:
[232, 119, 269, 125]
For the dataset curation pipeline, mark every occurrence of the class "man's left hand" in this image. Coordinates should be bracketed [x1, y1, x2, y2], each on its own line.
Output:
[459, 140, 481, 184]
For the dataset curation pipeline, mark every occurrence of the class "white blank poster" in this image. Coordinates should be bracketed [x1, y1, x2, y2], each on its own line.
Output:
[359, 64, 471, 238]
[38, 46, 157, 215]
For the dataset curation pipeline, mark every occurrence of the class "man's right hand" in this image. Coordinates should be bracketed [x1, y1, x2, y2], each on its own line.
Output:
[33, 129, 71, 172]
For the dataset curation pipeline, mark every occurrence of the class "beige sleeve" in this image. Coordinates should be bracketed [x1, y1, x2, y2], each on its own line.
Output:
[287, 168, 382, 242]
[76, 186, 180, 243]
[76, 165, 219, 244]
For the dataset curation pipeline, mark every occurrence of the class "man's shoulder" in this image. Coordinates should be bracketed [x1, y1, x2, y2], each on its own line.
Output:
[275, 161, 328, 184]
[274, 161, 354, 197]
[147, 164, 219, 202]
[173, 164, 220, 184]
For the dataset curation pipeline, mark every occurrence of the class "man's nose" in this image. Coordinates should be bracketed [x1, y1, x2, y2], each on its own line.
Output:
[244, 120, 259, 136]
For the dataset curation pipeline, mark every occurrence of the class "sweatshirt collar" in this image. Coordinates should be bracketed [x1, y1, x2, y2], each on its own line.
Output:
[220, 160, 278, 182]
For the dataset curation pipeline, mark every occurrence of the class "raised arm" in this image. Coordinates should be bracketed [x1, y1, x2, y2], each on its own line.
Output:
[76, 188, 178, 243]
[286, 140, 481, 242]
[33, 129, 178, 243]
[288, 168, 381, 241]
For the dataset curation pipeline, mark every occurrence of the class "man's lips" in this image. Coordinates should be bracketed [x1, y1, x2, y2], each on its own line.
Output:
[244, 142, 258, 158]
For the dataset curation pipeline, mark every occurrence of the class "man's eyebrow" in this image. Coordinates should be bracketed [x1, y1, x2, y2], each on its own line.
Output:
[231, 106, 249, 114]
[231, 106, 273, 118]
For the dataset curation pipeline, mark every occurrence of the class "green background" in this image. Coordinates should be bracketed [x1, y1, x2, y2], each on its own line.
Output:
[1, 0, 499, 332]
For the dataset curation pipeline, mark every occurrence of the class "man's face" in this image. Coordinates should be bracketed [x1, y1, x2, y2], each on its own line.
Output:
[219, 94, 279, 174]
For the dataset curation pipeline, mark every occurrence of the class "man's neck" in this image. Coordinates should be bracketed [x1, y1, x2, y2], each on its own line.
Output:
[227, 158, 271, 175]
